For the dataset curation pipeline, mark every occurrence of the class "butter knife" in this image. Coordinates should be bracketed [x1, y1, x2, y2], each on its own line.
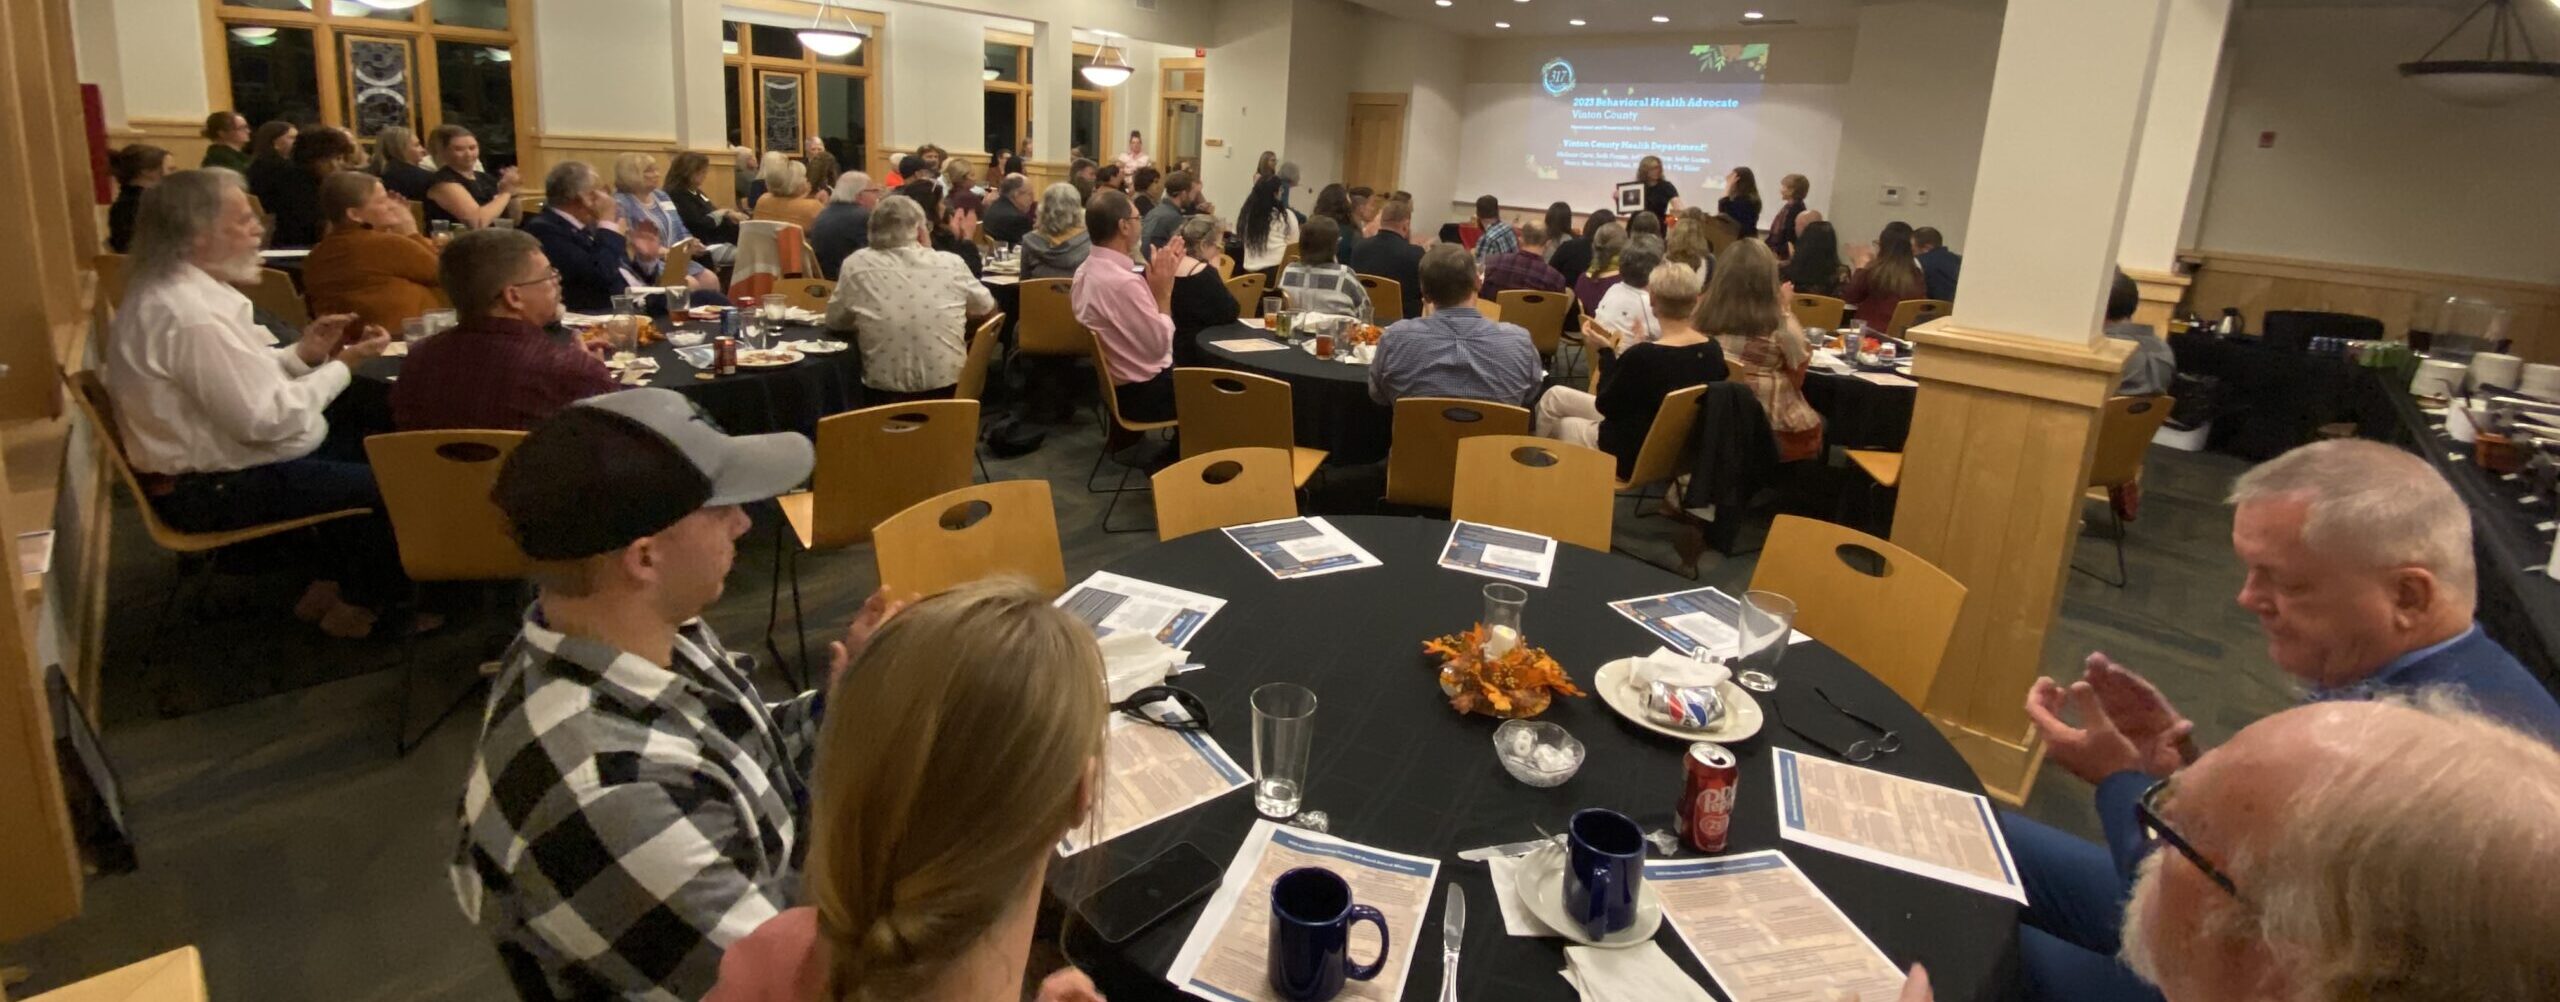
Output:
[1440, 883, 1466, 1002]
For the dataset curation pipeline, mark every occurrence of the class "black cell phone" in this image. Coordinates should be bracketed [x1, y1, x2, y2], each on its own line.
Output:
[1076, 841, 1223, 944]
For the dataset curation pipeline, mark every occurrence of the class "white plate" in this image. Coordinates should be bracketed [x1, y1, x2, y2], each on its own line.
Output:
[736, 348, 806, 369]
[1516, 844, 1664, 948]
[1592, 657, 1764, 743]
[786, 339, 850, 354]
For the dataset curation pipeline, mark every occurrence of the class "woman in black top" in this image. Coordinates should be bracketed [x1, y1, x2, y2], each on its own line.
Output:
[1168, 215, 1239, 369]
[1636, 156, 1678, 219]
[901, 178, 983, 278]
[243, 121, 299, 215]
[1717, 167, 1762, 238]
[1534, 259, 1727, 478]
[665, 150, 741, 245]
[1780, 221, 1850, 297]
[1550, 209, 1612, 290]
[423, 124, 520, 229]
[369, 127, 439, 201]
[1765, 173, 1818, 259]
[268, 126, 357, 247]
[105, 144, 171, 254]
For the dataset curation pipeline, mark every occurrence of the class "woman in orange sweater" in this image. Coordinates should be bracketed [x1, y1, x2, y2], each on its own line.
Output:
[302, 171, 443, 336]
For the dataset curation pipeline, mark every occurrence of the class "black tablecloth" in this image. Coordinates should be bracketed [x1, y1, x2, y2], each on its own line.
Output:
[1803, 369, 1917, 451]
[2368, 379, 2560, 696]
[1068, 516, 2020, 1001]
[1195, 324, 1394, 464]
[352, 320, 860, 436]
[2169, 331, 2358, 460]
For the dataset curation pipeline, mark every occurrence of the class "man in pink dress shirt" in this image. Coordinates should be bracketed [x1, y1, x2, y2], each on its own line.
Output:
[1070, 189, 1190, 422]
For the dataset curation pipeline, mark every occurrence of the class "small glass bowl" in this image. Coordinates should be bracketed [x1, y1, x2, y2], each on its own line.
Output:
[1493, 719, 1585, 787]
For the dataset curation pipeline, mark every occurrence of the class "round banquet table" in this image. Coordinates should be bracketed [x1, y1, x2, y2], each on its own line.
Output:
[1194, 323, 1393, 464]
[1066, 516, 2020, 1001]
[1803, 368, 1917, 452]
[350, 319, 860, 436]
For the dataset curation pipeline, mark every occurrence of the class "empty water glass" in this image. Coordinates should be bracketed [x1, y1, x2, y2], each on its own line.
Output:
[423, 308, 458, 337]
[1731, 590, 1797, 690]
[759, 293, 788, 348]
[1251, 682, 1317, 819]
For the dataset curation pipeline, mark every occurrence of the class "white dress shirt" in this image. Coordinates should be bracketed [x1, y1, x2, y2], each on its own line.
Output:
[1595, 282, 1663, 348]
[104, 264, 353, 475]
[825, 245, 995, 393]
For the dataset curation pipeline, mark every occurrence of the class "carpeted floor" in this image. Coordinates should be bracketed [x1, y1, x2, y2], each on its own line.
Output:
[1, 413, 2294, 999]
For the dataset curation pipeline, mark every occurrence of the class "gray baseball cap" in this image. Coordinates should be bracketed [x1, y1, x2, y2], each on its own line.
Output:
[493, 388, 813, 560]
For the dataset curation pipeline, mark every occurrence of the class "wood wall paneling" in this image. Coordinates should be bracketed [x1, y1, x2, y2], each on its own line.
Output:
[2183, 251, 2560, 362]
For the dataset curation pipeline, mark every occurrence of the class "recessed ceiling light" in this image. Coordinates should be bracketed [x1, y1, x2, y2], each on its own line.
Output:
[1494, 20, 1511, 28]
[1651, 14, 1670, 22]
[1435, 0, 1451, 6]
[1568, 18, 1586, 25]
[1743, 10, 1765, 18]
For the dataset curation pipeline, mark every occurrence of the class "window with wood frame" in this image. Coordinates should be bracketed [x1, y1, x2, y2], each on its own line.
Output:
[721, 11, 883, 177]
[208, 0, 526, 165]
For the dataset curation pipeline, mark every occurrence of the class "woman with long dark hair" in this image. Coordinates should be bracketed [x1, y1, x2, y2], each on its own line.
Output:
[105, 144, 172, 253]
[1549, 206, 1605, 287]
[1237, 174, 1298, 277]
[1841, 221, 1923, 329]
[1312, 183, 1358, 261]
[665, 150, 742, 246]
[1781, 221, 1848, 297]
[1717, 166, 1762, 238]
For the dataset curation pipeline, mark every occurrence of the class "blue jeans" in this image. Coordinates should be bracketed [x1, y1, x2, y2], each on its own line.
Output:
[2001, 812, 2164, 1002]
[152, 445, 406, 607]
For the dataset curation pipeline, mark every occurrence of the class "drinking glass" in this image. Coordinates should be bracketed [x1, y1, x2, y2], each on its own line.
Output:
[423, 308, 458, 337]
[401, 317, 429, 344]
[759, 293, 788, 349]
[1251, 682, 1318, 819]
[1731, 590, 1797, 690]
[1261, 295, 1284, 329]
[1482, 583, 1528, 658]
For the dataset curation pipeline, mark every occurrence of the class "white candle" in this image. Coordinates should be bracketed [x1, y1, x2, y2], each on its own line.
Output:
[1483, 625, 1519, 659]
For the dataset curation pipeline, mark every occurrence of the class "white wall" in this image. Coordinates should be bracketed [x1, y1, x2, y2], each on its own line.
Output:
[1278, 0, 1363, 205]
[1830, 0, 2005, 251]
[2192, 4, 2560, 283]
[1202, 0, 1294, 211]
[878, 3, 994, 155]
[538, 0, 677, 138]
[1351, 16, 1466, 222]
[79, 0, 209, 127]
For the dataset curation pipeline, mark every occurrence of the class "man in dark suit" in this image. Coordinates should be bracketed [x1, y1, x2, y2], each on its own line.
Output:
[980, 173, 1034, 247]
[1998, 438, 2560, 1002]
[518, 161, 642, 313]
[1347, 197, 1425, 319]
[1913, 226, 1961, 302]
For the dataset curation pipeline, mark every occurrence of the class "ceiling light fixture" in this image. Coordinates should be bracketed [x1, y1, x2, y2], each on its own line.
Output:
[1652, 15, 1671, 23]
[1569, 18, 1586, 25]
[229, 25, 277, 39]
[1436, 0, 1452, 6]
[2399, 0, 2559, 106]
[1494, 21, 1512, 29]
[359, 0, 426, 9]
[796, 0, 865, 58]
[1743, 10, 1765, 19]
[1081, 33, 1133, 87]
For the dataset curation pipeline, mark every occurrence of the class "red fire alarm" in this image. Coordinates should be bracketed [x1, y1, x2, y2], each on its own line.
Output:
[2258, 130, 2276, 149]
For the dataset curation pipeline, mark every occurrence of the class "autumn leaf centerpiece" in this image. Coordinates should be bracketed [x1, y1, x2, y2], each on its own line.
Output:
[1423, 624, 1588, 719]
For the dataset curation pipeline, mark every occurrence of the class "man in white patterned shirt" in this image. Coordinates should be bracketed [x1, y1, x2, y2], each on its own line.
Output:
[453, 388, 901, 1000]
[823, 193, 996, 404]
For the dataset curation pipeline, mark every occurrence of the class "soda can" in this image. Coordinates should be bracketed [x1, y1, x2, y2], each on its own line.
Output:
[719, 307, 745, 340]
[1677, 741, 1739, 854]
[713, 336, 738, 375]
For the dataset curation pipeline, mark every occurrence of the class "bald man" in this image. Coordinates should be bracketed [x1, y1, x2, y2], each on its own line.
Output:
[1896, 696, 2560, 1002]
[2005, 438, 2560, 1002]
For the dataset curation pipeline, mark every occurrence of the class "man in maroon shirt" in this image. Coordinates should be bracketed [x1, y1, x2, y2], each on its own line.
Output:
[1478, 220, 1570, 301]
[393, 228, 621, 431]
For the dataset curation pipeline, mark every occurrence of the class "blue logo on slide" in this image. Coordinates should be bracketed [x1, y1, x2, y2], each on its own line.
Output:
[1540, 58, 1576, 97]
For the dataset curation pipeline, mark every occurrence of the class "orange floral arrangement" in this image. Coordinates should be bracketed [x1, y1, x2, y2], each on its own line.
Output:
[1349, 324, 1384, 347]
[1423, 624, 1587, 719]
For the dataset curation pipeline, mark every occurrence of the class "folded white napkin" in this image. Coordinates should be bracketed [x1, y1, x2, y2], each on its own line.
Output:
[1561, 943, 1715, 1001]
[1099, 632, 1184, 703]
[1634, 647, 1730, 690]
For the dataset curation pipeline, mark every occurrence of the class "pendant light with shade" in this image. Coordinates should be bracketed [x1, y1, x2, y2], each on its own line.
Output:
[1080, 33, 1133, 88]
[2398, 0, 2559, 107]
[358, 0, 427, 10]
[796, 0, 866, 58]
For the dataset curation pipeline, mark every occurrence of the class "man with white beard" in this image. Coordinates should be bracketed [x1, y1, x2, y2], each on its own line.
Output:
[1887, 696, 2560, 1002]
[105, 168, 401, 637]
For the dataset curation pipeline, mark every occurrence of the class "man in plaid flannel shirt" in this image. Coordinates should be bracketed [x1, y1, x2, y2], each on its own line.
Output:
[1469, 194, 1517, 262]
[1477, 221, 1569, 302]
[451, 388, 892, 1000]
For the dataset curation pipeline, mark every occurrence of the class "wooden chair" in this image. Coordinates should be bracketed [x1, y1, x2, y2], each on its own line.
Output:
[95, 253, 128, 309]
[777, 400, 980, 552]
[1281, 243, 1303, 270]
[1152, 447, 1299, 542]
[735, 219, 807, 280]
[1613, 383, 1706, 500]
[1088, 333, 1179, 532]
[662, 241, 693, 286]
[1450, 436, 1616, 552]
[1886, 298, 1951, 337]
[65, 370, 370, 692]
[1013, 277, 1087, 357]
[1383, 397, 1532, 510]
[872, 480, 1066, 597]
[781, 277, 835, 312]
[1358, 275, 1404, 322]
[1495, 289, 1573, 359]
[1789, 293, 1846, 331]
[2077, 395, 2176, 587]
[363, 429, 530, 754]
[1214, 253, 1236, 280]
[408, 202, 427, 232]
[954, 313, 1004, 403]
[1846, 450, 1903, 489]
[244, 267, 309, 328]
[1747, 515, 1966, 707]
[1172, 368, 1326, 488]
[1226, 273, 1270, 320]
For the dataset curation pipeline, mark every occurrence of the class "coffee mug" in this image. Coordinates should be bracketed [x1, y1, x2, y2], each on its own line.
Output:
[1564, 807, 1646, 938]
[1267, 867, 1390, 1001]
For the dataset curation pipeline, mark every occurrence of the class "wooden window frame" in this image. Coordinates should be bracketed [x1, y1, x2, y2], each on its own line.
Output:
[1157, 56, 1203, 170]
[983, 35, 1031, 159]
[202, 0, 531, 159]
[723, 10, 884, 172]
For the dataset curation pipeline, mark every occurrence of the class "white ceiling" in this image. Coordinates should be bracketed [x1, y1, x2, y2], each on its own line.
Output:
[1344, 0, 2494, 39]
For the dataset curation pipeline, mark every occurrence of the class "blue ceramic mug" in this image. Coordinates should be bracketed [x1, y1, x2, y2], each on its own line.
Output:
[1267, 867, 1390, 1001]
[1564, 807, 1646, 938]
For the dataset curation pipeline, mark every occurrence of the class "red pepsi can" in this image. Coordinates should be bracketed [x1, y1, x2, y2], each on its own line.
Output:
[1677, 741, 1738, 853]
[713, 336, 738, 375]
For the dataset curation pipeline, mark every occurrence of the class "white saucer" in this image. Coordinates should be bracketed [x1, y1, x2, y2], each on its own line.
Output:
[1516, 845, 1664, 948]
[1592, 657, 1764, 743]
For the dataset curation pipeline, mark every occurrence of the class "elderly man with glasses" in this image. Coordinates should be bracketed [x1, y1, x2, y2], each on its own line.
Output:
[1999, 438, 2560, 1002]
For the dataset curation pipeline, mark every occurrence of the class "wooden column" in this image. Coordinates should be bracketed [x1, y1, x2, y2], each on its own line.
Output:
[1892, 0, 2172, 803]
[2125, 267, 2191, 334]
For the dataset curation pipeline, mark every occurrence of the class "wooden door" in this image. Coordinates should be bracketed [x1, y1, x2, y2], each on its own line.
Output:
[1342, 93, 1406, 194]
